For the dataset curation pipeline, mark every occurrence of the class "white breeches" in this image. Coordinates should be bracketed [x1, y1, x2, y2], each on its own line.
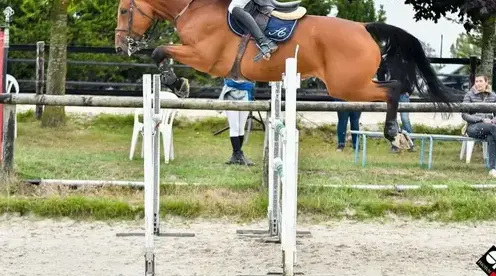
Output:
[226, 110, 249, 137]
[228, 0, 252, 12]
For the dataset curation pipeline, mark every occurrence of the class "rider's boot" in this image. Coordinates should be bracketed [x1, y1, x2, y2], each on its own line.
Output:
[231, 7, 278, 61]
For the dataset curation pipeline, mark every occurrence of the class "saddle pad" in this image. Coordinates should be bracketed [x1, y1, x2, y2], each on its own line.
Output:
[227, 12, 298, 42]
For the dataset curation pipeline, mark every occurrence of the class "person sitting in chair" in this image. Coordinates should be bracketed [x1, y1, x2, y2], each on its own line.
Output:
[219, 78, 255, 166]
[229, 0, 278, 60]
[462, 74, 496, 177]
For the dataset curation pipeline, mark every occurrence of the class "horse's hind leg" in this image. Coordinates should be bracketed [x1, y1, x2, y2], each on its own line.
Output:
[379, 80, 403, 143]
[327, 79, 403, 143]
[357, 80, 404, 144]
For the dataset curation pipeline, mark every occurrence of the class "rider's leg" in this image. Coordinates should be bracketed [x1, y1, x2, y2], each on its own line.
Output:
[229, 6, 278, 56]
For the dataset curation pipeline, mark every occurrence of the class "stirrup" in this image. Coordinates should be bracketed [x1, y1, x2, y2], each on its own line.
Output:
[253, 41, 278, 62]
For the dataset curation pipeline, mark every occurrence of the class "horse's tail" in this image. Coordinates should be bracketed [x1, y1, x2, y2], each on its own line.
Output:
[364, 22, 461, 107]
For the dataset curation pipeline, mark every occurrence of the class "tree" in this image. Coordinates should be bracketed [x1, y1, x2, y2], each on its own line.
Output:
[334, 0, 386, 22]
[401, 0, 496, 79]
[41, 0, 70, 127]
[300, 0, 334, 16]
[450, 32, 482, 59]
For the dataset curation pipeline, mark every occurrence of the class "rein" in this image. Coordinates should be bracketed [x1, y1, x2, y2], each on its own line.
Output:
[115, 0, 195, 55]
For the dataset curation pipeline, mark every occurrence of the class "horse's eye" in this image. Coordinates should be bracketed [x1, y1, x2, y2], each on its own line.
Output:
[120, 8, 128, 15]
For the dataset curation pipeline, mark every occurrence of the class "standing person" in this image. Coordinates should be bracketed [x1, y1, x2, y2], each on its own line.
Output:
[219, 78, 255, 166]
[461, 74, 496, 177]
[335, 99, 361, 151]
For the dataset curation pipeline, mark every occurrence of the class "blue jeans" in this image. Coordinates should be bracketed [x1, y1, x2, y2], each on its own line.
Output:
[391, 94, 413, 148]
[399, 94, 413, 133]
[337, 111, 361, 149]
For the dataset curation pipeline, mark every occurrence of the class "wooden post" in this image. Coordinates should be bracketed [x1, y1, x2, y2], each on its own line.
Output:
[469, 55, 478, 86]
[492, 62, 496, 87]
[35, 41, 45, 119]
[1, 103, 15, 173]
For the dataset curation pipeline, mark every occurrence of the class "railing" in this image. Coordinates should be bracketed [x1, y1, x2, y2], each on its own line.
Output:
[6, 42, 485, 101]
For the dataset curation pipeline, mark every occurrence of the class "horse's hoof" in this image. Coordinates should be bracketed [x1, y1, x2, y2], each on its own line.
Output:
[384, 120, 399, 141]
[391, 133, 413, 150]
[174, 77, 190, 98]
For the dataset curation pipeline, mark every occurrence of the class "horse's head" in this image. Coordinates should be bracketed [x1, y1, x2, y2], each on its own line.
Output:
[115, 0, 156, 56]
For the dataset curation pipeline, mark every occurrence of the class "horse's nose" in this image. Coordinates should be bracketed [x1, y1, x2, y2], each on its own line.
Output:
[115, 46, 123, 53]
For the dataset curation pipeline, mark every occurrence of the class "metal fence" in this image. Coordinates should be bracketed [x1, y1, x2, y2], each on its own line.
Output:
[6, 42, 483, 102]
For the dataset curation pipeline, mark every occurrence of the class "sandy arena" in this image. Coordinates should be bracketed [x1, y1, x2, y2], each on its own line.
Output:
[0, 215, 493, 276]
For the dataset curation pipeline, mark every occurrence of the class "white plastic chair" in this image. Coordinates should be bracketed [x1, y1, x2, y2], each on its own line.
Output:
[460, 138, 488, 164]
[129, 91, 179, 163]
[459, 123, 488, 164]
[5, 74, 19, 138]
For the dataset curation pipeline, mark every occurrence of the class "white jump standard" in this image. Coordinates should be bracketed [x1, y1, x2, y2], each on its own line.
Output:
[115, 74, 195, 276]
[239, 51, 306, 276]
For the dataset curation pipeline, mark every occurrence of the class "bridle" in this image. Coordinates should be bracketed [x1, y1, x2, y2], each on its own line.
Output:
[115, 0, 195, 55]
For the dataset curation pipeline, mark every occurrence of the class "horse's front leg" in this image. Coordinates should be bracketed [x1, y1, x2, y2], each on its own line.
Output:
[151, 44, 202, 98]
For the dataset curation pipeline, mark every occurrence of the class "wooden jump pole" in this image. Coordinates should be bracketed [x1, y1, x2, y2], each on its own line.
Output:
[2, 94, 496, 113]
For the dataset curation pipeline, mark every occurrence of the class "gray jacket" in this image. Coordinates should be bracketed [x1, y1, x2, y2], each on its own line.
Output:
[461, 87, 496, 124]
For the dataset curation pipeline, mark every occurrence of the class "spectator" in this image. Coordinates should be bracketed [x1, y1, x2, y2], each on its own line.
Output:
[461, 74, 496, 177]
[335, 98, 361, 151]
[219, 78, 255, 166]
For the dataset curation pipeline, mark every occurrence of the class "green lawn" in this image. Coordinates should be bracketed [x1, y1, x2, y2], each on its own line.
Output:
[1, 110, 495, 222]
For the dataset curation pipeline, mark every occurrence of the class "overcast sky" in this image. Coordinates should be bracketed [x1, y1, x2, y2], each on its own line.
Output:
[373, 0, 466, 58]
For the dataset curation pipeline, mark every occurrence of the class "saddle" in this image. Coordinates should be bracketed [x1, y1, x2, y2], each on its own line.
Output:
[227, 0, 307, 79]
[238, 0, 306, 37]
[249, 0, 306, 19]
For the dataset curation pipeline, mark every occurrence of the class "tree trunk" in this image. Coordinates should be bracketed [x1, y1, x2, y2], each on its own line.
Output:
[41, 0, 69, 128]
[478, 16, 495, 81]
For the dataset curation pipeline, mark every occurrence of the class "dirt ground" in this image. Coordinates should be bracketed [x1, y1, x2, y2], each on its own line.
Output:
[0, 215, 493, 276]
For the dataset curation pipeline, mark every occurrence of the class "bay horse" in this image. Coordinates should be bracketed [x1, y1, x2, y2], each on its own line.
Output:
[114, 0, 460, 148]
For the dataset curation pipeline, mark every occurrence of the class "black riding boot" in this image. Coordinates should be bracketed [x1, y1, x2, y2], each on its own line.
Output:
[231, 7, 278, 60]
[238, 135, 255, 166]
[226, 136, 243, 164]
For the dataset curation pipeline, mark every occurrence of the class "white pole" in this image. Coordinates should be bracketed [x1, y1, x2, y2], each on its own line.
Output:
[152, 75, 161, 235]
[274, 81, 282, 239]
[268, 82, 276, 236]
[282, 56, 298, 276]
[143, 74, 155, 275]
[268, 81, 283, 237]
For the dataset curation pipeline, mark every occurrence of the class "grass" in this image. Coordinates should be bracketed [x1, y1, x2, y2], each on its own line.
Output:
[1, 110, 496, 223]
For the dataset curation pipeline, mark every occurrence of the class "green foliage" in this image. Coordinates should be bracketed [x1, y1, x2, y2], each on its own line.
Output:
[402, 0, 496, 26]
[400, 0, 495, 79]
[299, 0, 334, 16]
[4, 0, 180, 89]
[450, 33, 482, 59]
[334, 0, 386, 22]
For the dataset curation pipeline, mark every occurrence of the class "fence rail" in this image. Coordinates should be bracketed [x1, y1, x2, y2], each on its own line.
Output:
[7, 43, 481, 99]
[8, 44, 478, 65]
[1, 93, 496, 112]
